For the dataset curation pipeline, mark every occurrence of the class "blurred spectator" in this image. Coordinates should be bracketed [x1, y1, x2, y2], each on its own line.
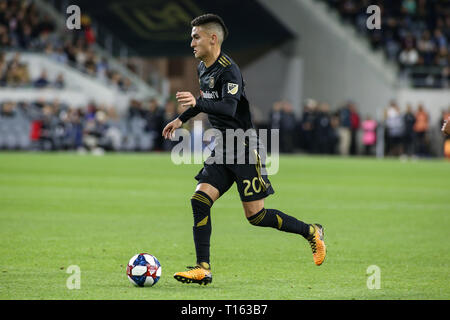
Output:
[349, 102, 360, 155]
[47, 44, 68, 64]
[81, 14, 96, 45]
[338, 102, 352, 155]
[403, 104, 416, 156]
[417, 30, 436, 66]
[314, 102, 333, 154]
[34, 70, 49, 88]
[82, 110, 110, 154]
[64, 108, 83, 150]
[269, 101, 282, 152]
[385, 102, 405, 156]
[399, 43, 419, 68]
[128, 99, 144, 119]
[84, 48, 97, 76]
[269, 101, 282, 130]
[434, 29, 447, 50]
[54, 73, 65, 89]
[1, 53, 30, 87]
[145, 98, 164, 151]
[38, 103, 57, 150]
[329, 111, 340, 154]
[280, 101, 296, 153]
[300, 99, 317, 153]
[413, 103, 429, 156]
[361, 115, 377, 156]
[0, 101, 15, 117]
[402, 0, 416, 15]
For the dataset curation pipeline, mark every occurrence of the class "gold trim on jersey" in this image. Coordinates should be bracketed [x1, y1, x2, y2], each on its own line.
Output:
[218, 56, 231, 67]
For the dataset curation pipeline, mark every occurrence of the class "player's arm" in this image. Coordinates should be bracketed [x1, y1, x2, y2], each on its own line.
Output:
[162, 93, 201, 139]
[162, 93, 203, 139]
[176, 67, 242, 120]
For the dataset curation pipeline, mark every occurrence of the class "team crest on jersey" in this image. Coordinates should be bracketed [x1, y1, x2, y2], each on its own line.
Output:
[227, 83, 239, 95]
[209, 77, 215, 88]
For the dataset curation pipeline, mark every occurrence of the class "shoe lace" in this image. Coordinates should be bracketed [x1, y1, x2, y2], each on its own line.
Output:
[308, 235, 317, 254]
[186, 266, 201, 270]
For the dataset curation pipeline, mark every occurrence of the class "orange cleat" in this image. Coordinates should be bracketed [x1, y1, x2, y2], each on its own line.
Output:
[173, 262, 212, 285]
[307, 224, 326, 266]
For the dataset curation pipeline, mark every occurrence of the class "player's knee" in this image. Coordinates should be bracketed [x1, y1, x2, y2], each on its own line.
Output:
[195, 183, 220, 202]
[246, 208, 266, 226]
[242, 199, 264, 219]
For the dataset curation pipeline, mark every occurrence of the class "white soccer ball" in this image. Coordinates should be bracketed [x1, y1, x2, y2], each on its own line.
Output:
[126, 253, 162, 287]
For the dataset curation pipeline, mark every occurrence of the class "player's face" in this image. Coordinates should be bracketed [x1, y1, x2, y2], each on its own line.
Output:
[191, 26, 212, 60]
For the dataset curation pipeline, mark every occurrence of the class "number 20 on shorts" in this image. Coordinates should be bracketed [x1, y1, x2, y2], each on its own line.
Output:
[243, 177, 262, 196]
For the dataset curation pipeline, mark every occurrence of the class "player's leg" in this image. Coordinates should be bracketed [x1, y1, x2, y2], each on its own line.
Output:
[242, 198, 326, 266]
[191, 182, 219, 268]
[234, 147, 327, 266]
[174, 164, 234, 285]
[173, 183, 217, 285]
[242, 198, 311, 238]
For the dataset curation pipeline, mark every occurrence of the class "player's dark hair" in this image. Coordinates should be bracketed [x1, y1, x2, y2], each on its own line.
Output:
[191, 13, 229, 40]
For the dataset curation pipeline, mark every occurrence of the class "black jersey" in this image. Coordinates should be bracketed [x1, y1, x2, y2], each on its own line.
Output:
[179, 53, 272, 194]
[178, 53, 254, 133]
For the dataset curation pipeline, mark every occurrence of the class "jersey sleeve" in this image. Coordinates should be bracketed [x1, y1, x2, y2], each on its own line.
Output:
[195, 65, 242, 118]
[178, 105, 202, 123]
[220, 65, 243, 101]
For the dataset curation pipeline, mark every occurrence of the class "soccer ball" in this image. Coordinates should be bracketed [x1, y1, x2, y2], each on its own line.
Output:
[126, 253, 162, 287]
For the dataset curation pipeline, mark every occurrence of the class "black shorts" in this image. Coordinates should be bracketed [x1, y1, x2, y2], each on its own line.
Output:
[194, 149, 275, 202]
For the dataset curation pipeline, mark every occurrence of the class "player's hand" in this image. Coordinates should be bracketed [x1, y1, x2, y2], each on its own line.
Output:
[162, 118, 182, 140]
[442, 117, 450, 135]
[176, 91, 196, 107]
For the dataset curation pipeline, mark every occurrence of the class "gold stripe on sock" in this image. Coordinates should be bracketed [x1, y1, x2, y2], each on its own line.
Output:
[191, 195, 211, 207]
[196, 216, 209, 227]
[191, 193, 212, 207]
[249, 209, 266, 225]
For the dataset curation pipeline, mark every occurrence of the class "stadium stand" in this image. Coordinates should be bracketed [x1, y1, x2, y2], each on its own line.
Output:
[0, 0, 165, 152]
[320, 0, 450, 88]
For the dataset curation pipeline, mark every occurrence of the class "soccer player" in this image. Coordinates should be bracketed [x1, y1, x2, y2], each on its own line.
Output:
[442, 117, 450, 135]
[162, 14, 326, 285]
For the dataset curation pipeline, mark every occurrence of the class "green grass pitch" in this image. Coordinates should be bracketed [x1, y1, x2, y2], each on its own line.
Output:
[0, 152, 449, 300]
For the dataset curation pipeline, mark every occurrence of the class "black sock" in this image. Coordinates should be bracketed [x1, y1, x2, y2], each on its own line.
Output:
[247, 208, 311, 239]
[191, 191, 213, 265]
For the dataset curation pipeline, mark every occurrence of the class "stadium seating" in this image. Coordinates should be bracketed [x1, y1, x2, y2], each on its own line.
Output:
[0, 0, 164, 152]
[320, 0, 450, 88]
